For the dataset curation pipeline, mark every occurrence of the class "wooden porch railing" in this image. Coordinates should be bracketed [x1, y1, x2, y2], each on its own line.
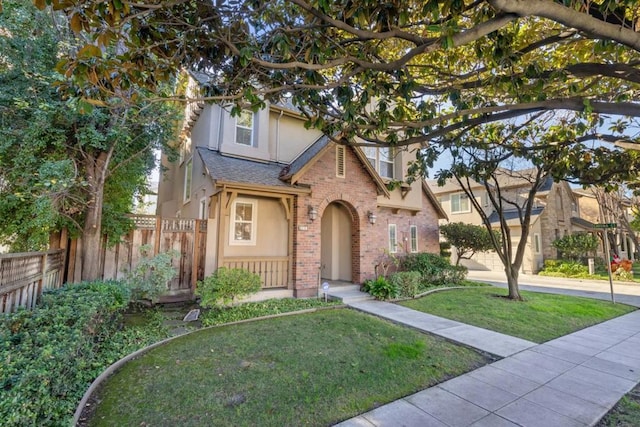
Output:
[0, 249, 65, 313]
[222, 257, 290, 289]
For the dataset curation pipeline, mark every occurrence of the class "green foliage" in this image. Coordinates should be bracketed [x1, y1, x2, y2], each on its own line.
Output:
[613, 267, 634, 282]
[439, 241, 451, 258]
[552, 233, 599, 261]
[362, 276, 399, 300]
[0, 281, 167, 426]
[400, 253, 467, 286]
[200, 298, 341, 326]
[539, 259, 590, 278]
[196, 267, 262, 307]
[125, 245, 178, 302]
[440, 222, 499, 264]
[0, 0, 181, 253]
[389, 271, 423, 298]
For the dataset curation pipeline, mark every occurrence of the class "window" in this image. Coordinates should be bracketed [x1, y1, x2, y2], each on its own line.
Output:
[482, 192, 490, 207]
[410, 225, 418, 253]
[199, 197, 207, 220]
[230, 199, 257, 245]
[389, 224, 397, 253]
[534, 234, 541, 254]
[235, 110, 254, 146]
[363, 146, 394, 179]
[183, 159, 192, 203]
[336, 145, 346, 178]
[451, 193, 470, 213]
[179, 136, 190, 164]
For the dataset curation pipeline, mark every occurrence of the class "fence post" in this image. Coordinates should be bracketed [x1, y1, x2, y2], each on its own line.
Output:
[154, 216, 162, 255]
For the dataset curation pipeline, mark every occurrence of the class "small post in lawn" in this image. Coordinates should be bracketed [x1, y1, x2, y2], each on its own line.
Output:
[322, 282, 330, 303]
[595, 223, 617, 304]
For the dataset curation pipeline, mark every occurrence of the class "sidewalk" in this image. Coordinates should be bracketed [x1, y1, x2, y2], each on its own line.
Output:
[332, 288, 640, 426]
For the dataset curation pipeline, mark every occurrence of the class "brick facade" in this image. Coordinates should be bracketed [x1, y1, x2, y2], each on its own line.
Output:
[292, 145, 441, 297]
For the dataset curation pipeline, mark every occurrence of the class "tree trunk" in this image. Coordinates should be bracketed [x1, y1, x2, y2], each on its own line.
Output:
[81, 152, 109, 281]
[505, 265, 522, 300]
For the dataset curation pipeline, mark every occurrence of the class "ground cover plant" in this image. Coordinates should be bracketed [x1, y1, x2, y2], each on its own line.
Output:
[400, 287, 635, 343]
[200, 297, 341, 326]
[89, 309, 489, 426]
[0, 281, 170, 426]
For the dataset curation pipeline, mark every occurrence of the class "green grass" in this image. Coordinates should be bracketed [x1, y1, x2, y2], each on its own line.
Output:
[89, 309, 488, 427]
[597, 385, 640, 426]
[399, 287, 635, 343]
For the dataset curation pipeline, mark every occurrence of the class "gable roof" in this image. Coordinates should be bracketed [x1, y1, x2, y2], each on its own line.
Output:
[422, 181, 448, 220]
[571, 216, 596, 230]
[279, 135, 391, 197]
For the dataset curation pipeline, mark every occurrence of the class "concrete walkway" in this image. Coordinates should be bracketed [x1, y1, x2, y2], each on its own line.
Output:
[331, 287, 640, 426]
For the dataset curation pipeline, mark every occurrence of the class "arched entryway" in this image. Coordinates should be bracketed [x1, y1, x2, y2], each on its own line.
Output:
[320, 202, 353, 281]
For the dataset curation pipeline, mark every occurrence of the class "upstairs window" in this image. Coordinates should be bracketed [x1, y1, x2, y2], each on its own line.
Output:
[364, 146, 394, 179]
[230, 199, 257, 245]
[235, 110, 254, 146]
[451, 193, 470, 213]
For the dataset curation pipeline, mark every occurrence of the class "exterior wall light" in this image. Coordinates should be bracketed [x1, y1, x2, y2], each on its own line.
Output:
[308, 206, 318, 221]
[368, 211, 377, 225]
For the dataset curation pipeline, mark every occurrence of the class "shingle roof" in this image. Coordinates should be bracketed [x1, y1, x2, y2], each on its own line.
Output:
[281, 134, 330, 179]
[571, 216, 596, 230]
[488, 206, 544, 224]
[427, 177, 484, 194]
[197, 147, 290, 188]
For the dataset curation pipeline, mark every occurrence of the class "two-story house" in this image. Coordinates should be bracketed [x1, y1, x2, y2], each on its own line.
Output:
[430, 170, 579, 273]
[157, 75, 446, 298]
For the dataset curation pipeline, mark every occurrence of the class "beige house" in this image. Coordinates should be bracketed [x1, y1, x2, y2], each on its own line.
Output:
[430, 171, 580, 273]
[157, 76, 446, 298]
[573, 188, 636, 260]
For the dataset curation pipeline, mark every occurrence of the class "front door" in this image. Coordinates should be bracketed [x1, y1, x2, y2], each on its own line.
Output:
[320, 202, 352, 281]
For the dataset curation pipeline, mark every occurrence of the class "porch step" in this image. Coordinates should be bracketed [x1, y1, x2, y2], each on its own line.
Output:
[326, 285, 374, 304]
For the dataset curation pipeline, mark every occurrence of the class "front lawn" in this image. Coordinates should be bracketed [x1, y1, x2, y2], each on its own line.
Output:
[89, 309, 488, 426]
[399, 287, 636, 343]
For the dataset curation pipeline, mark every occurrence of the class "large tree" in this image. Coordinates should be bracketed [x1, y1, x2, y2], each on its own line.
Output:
[31, 0, 640, 151]
[0, 1, 180, 279]
[32, 0, 640, 293]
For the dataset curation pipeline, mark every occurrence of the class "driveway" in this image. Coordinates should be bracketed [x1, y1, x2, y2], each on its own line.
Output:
[467, 270, 640, 307]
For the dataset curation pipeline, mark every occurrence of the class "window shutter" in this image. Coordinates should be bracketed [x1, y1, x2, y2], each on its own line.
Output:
[336, 145, 346, 178]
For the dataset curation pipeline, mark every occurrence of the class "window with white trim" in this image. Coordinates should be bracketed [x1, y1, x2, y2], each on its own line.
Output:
[363, 146, 395, 179]
[534, 233, 541, 254]
[183, 159, 192, 203]
[336, 145, 346, 178]
[451, 193, 470, 213]
[410, 225, 418, 253]
[389, 224, 397, 253]
[230, 199, 257, 245]
[199, 197, 207, 220]
[235, 110, 254, 146]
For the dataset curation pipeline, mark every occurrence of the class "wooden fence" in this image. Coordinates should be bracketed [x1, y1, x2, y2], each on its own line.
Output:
[65, 215, 207, 302]
[0, 249, 65, 313]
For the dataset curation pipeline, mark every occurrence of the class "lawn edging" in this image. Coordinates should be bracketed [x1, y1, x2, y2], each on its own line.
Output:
[72, 304, 345, 425]
[392, 284, 494, 302]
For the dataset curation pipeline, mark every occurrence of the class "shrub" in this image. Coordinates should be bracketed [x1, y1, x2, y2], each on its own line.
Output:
[0, 281, 136, 426]
[613, 267, 634, 281]
[389, 271, 422, 298]
[400, 253, 467, 286]
[552, 233, 599, 261]
[200, 298, 340, 326]
[125, 244, 178, 302]
[362, 276, 399, 300]
[539, 259, 589, 277]
[197, 267, 262, 307]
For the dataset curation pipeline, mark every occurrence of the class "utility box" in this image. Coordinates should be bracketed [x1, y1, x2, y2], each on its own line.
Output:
[588, 258, 595, 275]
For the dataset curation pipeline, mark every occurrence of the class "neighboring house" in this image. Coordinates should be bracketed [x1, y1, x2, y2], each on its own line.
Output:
[157, 75, 446, 298]
[573, 188, 636, 260]
[430, 171, 579, 273]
